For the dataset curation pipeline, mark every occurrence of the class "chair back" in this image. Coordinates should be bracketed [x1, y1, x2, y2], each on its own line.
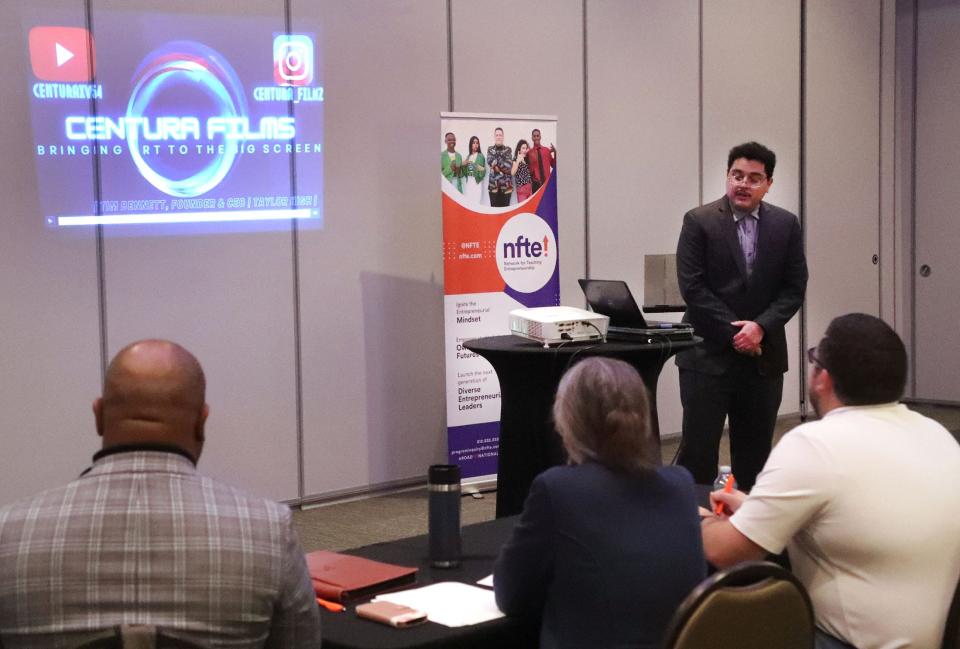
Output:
[662, 561, 815, 649]
[943, 571, 960, 649]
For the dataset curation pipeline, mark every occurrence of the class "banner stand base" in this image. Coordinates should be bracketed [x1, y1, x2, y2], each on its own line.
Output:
[461, 475, 497, 496]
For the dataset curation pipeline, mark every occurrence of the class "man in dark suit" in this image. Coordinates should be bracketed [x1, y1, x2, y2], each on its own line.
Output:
[675, 141, 807, 491]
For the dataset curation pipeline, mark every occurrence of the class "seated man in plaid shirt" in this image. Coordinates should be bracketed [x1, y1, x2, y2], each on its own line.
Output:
[0, 339, 321, 648]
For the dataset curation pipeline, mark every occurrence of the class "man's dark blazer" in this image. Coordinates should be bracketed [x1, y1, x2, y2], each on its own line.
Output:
[493, 463, 706, 649]
[675, 195, 808, 376]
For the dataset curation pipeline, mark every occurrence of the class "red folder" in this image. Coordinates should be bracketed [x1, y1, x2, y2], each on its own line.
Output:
[305, 550, 418, 603]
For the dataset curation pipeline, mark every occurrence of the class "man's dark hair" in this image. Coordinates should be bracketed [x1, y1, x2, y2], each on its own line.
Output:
[727, 141, 776, 178]
[818, 313, 907, 405]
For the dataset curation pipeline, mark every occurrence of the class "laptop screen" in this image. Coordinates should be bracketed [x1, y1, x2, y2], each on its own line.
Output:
[578, 279, 648, 329]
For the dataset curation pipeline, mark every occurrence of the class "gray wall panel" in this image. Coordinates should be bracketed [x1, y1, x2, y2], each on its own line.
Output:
[703, 0, 801, 213]
[451, 0, 585, 304]
[805, 0, 882, 349]
[0, 2, 103, 503]
[102, 231, 300, 501]
[297, 0, 448, 497]
[586, 0, 699, 437]
[913, 0, 960, 401]
[703, 0, 802, 414]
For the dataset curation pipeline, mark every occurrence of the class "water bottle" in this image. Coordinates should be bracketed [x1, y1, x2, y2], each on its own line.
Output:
[713, 465, 736, 491]
[428, 464, 462, 568]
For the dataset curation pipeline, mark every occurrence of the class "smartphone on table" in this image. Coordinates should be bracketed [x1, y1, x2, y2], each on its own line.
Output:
[355, 601, 428, 628]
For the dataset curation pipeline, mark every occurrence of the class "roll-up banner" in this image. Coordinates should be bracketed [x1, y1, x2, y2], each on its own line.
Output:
[440, 112, 559, 483]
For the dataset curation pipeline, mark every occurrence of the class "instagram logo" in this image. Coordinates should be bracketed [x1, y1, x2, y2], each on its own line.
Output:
[273, 34, 313, 86]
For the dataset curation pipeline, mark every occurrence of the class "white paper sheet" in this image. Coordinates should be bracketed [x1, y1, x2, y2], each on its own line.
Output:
[374, 581, 505, 627]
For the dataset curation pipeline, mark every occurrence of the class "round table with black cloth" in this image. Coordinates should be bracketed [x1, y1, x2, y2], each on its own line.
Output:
[463, 334, 701, 517]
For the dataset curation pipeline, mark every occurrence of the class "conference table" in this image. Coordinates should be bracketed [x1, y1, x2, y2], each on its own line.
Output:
[318, 486, 713, 649]
[463, 334, 701, 517]
[318, 515, 535, 649]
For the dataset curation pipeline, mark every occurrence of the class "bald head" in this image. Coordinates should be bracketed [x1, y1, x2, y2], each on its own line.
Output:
[94, 340, 208, 460]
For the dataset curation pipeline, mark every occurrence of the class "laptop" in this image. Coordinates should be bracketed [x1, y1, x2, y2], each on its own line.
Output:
[578, 279, 694, 341]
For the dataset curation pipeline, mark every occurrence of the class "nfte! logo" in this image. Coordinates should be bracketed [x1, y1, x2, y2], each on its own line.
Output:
[496, 213, 558, 293]
[502, 235, 549, 259]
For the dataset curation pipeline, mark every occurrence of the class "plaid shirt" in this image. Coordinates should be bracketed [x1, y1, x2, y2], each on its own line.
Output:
[0, 450, 320, 649]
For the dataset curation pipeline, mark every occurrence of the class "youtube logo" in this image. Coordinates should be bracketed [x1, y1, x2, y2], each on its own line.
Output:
[29, 26, 96, 82]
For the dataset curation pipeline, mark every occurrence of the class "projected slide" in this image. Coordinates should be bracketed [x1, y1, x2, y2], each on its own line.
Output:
[22, 9, 323, 231]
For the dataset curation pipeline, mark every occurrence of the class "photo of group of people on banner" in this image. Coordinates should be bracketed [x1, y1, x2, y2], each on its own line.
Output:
[442, 125, 556, 207]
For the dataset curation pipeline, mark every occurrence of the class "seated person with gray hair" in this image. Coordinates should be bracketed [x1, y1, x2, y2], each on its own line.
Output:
[494, 357, 706, 649]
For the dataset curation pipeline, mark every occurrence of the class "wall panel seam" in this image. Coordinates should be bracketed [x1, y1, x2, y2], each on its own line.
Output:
[890, 0, 897, 327]
[889, 0, 897, 327]
[697, 0, 703, 207]
[284, 0, 305, 504]
[446, 0, 454, 111]
[582, 0, 590, 279]
[909, 0, 918, 395]
[798, 0, 807, 417]
[878, 0, 884, 315]
[85, 0, 109, 383]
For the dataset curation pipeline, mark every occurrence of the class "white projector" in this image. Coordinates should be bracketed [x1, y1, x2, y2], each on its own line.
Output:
[509, 306, 609, 346]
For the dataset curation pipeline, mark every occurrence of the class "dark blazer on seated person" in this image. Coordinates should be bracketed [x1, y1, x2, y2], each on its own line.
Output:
[494, 463, 706, 649]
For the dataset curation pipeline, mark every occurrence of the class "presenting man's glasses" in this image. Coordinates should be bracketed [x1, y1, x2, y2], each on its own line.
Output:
[728, 170, 768, 188]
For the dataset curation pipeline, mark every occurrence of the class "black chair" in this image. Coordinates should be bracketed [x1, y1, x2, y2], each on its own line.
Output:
[943, 572, 960, 649]
[74, 626, 209, 649]
[662, 560, 815, 649]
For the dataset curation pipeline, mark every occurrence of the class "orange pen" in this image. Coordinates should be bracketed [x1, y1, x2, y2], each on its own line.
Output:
[713, 473, 736, 516]
[317, 597, 345, 613]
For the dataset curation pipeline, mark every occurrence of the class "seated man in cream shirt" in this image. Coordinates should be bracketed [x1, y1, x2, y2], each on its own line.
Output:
[701, 313, 960, 649]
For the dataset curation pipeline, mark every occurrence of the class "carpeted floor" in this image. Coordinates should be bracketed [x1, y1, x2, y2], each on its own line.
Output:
[291, 403, 960, 553]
